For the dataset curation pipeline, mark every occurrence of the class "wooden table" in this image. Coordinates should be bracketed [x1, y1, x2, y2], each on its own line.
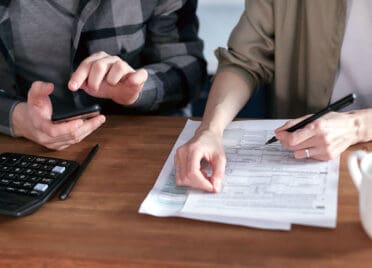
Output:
[0, 116, 371, 267]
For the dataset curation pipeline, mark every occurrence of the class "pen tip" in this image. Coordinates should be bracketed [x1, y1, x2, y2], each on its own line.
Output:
[265, 137, 277, 145]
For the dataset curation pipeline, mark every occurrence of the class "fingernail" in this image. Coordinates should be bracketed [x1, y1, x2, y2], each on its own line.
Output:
[69, 80, 78, 90]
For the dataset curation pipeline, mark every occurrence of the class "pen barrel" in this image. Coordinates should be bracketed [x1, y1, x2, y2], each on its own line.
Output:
[286, 110, 327, 132]
[286, 94, 355, 133]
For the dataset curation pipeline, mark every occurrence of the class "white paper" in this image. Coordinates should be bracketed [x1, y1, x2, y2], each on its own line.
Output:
[139, 120, 339, 230]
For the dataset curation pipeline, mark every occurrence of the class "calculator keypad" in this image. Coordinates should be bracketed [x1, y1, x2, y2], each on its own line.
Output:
[0, 153, 77, 196]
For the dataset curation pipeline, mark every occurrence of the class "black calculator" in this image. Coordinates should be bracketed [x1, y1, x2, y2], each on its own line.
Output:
[0, 152, 79, 216]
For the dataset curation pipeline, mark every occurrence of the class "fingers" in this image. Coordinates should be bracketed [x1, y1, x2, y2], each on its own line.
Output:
[123, 68, 148, 88]
[106, 60, 134, 85]
[68, 115, 106, 143]
[69, 51, 140, 92]
[35, 115, 105, 150]
[109, 69, 148, 105]
[292, 136, 348, 161]
[40, 118, 85, 142]
[276, 124, 315, 149]
[188, 152, 215, 192]
[276, 114, 330, 150]
[211, 154, 226, 192]
[175, 149, 214, 192]
[68, 51, 110, 91]
[87, 56, 133, 91]
[68, 52, 146, 105]
[174, 134, 226, 193]
[279, 113, 354, 161]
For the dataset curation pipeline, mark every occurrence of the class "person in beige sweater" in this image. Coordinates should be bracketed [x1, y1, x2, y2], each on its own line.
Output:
[175, 0, 372, 192]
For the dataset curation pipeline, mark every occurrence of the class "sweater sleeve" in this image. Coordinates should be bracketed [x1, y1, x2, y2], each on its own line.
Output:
[215, 0, 275, 93]
[0, 92, 21, 136]
[131, 0, 207, 112]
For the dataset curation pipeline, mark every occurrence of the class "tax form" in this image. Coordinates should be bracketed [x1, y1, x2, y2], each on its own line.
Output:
[139, 120, 339, 230]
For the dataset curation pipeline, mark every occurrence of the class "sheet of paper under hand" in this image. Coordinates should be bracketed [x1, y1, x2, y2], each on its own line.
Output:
[139, 120, 339, 230]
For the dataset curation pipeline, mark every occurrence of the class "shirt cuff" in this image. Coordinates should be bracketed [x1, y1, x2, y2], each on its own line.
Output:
[129, 70, 164, 111]
[0, 97, 21, 136]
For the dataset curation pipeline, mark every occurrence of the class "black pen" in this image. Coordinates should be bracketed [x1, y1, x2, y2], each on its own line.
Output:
[59, 144, 99, 200]
[265, 93, 356, 145]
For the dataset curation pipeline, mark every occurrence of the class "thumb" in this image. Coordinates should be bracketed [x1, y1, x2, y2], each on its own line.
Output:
[28, 81, 54, 108]
[124, 69, 148, 88]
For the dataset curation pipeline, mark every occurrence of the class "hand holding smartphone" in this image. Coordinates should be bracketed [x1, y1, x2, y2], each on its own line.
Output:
[52, 104, 101, 122]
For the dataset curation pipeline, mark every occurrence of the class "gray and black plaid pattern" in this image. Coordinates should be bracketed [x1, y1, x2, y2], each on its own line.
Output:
[0, 0, 206, 135]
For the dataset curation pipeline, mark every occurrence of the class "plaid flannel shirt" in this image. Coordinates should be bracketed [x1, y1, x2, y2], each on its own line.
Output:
[0, 0, 206, 135]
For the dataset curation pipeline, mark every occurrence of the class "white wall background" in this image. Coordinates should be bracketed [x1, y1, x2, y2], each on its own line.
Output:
[197, 0, 245, 74]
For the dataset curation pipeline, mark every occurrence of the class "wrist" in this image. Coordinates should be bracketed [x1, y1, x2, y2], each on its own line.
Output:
[195, 123, 224, 138]
[12, 102, 27, 137]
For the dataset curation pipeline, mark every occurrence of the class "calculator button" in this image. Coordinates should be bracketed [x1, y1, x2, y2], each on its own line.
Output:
[60, 161, 70, 167]
[13, 167, 23, 173]
[41, 178, 53, 185]
[4, 156, 21, 166]
[19, 161, 29, 168]
[40, 164, 53, 171]
[24, 156, 35, 161]
[47, 159, 58, 164]
[0, 179, 10, 185]
[17, 174, 28, 181]
[33, 183, 48, 192]
[23, 182, 34, 189]
[52, 166, 66, 174]
[35, 170, 47, 176]
[17, 189, 29, 195]
[1, 166, 10, 172]
[27, 176, 41, 183]
[24, 169, 33, 175]
[0, 156, 7, 164]
[5, 173, 16, 180]
[47, 172, 59, 179]
[30, 163, 40, 169]
[35, 157, 47, 163]
[11, 181, 22, 187]
[30, 190, 42, 197]
[5, 187, 16, 192]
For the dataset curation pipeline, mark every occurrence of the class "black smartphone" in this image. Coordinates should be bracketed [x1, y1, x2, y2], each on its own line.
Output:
[52, 104, 102, 122]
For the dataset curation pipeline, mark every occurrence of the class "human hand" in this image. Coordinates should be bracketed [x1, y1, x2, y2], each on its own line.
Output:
[68, 51, 148, 105]
[174, 129, 226, 192]
[12, 81, 106, 150]
[275, 112, 360, 160]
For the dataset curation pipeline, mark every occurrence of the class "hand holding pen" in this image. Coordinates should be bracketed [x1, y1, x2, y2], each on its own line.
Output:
[268, 94, 356, 161]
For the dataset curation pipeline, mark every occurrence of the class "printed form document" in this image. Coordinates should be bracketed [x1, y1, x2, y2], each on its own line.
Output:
[139, 120, 340, 231]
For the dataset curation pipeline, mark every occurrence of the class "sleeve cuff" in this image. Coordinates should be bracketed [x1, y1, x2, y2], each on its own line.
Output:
[0, 96, 21, 136]
[129, 70, 164, 111]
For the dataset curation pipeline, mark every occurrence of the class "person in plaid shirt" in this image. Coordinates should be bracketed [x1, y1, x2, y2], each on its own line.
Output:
[0, 0, 206, 150]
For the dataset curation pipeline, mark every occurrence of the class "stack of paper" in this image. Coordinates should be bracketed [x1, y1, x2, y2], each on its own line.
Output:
[139, 120, 339, 231]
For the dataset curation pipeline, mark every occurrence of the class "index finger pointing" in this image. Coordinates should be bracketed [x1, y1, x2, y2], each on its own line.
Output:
[68, 52, 109, 91]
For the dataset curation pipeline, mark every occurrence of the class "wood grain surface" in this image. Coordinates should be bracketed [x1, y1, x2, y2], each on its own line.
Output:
[0, 116, 371, 268]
